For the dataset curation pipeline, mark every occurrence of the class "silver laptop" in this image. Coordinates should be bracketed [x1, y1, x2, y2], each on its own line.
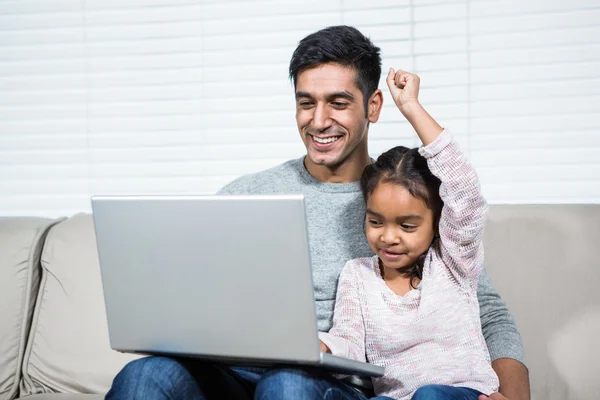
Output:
[91, 194, 384, 377]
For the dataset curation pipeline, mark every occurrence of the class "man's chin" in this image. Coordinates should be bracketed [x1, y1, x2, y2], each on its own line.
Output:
[307, 155, 339, 168]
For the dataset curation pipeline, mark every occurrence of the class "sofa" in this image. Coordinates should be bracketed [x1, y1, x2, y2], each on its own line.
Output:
[1, 206, 599, 400]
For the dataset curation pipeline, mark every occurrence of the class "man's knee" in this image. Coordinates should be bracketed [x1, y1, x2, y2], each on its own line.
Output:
[260, 368, 321, 388]
[107, 356, 195, 399]
[255, 368, 325, 399]
[115, 356, 182, 381]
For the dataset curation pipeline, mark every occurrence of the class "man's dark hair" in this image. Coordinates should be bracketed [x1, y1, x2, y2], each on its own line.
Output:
[289, 25, 382, 114]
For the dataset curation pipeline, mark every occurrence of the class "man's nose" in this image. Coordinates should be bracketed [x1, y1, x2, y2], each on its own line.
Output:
[311, 103, 333, 132]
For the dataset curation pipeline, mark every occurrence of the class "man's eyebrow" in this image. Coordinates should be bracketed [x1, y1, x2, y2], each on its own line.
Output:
[327, 91, 356, 102]
[295, 91, 313, 100]
[295, 91, 356, 101]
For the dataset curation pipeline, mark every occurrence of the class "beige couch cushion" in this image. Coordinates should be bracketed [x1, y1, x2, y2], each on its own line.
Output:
[485, 204, 600, 400]
[0, 217, 59, 400]
[20, 213, 140, 396]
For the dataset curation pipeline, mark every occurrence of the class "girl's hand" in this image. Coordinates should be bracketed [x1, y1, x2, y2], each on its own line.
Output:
[386, 68, 421, 113]
[385, 68, 442, 146]
[319, 340, 331, 353]
[479, 393, 511, 400]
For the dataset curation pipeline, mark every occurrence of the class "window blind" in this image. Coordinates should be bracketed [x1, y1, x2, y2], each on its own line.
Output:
[1, 0, 599, 217]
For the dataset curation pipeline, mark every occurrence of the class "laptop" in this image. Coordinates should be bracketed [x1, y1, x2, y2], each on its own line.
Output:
[91, 194, 384, 377]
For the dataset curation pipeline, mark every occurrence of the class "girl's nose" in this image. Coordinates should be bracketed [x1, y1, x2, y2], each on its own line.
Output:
[380, 228, 400, 245]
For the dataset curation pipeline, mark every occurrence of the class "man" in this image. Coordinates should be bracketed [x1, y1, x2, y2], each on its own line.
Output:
[106, 25, 530, 400]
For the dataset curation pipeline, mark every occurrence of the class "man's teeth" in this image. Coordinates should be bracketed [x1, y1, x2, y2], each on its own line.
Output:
[313, 136, 340, 144]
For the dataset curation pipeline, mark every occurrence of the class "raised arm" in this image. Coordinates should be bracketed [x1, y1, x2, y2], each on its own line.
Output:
[421, 130, 488, 285]
[319, 261, 366, 363]
[386, 69, 487, 287]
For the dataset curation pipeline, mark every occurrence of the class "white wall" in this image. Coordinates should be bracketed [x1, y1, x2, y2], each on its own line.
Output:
[1, 0, 599, 217]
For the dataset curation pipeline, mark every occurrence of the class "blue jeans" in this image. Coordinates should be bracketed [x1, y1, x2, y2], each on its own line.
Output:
[412, 385, 483, 400]
[105, 356, 392, 400]
[255, 368, 392, 400]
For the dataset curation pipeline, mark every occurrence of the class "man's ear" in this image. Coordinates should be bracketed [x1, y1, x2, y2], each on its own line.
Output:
[367, 89, 384, 123]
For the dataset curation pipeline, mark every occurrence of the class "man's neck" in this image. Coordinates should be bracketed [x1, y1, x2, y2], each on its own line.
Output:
[304, 149, 372, 184]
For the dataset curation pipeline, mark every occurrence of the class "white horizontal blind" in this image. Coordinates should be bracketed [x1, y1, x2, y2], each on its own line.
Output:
[1, 0, 599, 217]
[466, 0, 600, 203]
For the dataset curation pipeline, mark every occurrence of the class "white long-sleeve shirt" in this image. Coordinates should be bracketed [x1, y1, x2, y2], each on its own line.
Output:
[319, 130, 500, 399]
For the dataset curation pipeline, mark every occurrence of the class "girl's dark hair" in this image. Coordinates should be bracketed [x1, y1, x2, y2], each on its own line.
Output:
[360, 146, 443, 287]
[289, 25, 381, 114]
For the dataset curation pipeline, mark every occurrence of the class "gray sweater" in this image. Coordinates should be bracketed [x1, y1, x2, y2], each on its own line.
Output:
[218, 157, 525, 365]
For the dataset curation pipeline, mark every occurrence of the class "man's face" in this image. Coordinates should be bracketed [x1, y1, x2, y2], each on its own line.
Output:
[295, 63, 378, 172]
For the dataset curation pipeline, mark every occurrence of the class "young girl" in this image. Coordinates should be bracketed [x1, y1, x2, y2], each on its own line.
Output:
[319, 69, 500, 400]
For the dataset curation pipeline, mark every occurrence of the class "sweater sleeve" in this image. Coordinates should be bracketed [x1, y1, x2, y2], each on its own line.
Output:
[418, 129, 488, 290]
[478, 269, 526, 364]
[319, 260, 366, 363]
[421, 130, 525, 364]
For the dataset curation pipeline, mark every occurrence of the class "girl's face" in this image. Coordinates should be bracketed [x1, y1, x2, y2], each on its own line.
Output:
[365, 181, 435, 271]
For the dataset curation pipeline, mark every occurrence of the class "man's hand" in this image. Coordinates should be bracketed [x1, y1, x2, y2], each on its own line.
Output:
[385, 68, 421, 112]
[319, 340, 331, 353]
[491, 358, 531, 400]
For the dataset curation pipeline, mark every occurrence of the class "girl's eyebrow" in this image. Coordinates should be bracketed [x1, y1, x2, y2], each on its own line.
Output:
[366, 208, 423, 221]
[399, 215, 423, 221]
[365, 208, 384, 219]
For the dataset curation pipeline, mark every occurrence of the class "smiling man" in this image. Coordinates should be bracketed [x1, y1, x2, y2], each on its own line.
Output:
[295, 63, 375, 183]
[106, 25, 530, 400]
